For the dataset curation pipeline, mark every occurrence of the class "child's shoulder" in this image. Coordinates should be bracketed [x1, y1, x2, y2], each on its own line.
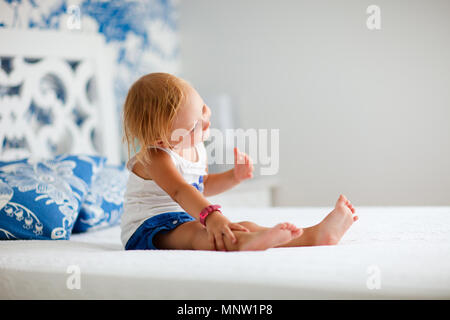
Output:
[131, 147, 176, 180]
[131, 158, 153, 181]
[145, 146, 176, 164]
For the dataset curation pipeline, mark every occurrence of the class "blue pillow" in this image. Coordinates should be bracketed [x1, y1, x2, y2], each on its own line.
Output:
[0, 154, 105, 240]
[72, 164, 129, 233]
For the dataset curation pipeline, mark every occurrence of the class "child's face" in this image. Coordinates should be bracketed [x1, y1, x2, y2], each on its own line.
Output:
[162, 84, 211, 149]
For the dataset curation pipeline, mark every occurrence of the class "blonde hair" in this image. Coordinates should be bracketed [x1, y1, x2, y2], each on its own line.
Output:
[122, 72, 189, 166]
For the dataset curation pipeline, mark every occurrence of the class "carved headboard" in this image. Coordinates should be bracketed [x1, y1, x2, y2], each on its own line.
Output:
[0, 29, 122, 164]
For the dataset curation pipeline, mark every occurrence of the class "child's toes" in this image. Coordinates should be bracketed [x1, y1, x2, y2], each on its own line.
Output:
[345, 200, 355, 210]
[353, 215, 359, 222]
[278, 222, 288, 229]
[285, 223, 295, 229]
[293, 228, 303, 238]
[336, 194, 346, 207]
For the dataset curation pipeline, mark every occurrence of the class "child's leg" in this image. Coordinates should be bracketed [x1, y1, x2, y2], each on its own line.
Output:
[236, 221, 321, 247]
[238, 194, 358, 247]
[153, 220, 301, 251]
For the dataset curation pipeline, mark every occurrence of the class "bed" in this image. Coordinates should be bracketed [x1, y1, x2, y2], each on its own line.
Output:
[1, 205, 450, 299]
[1, 29, 449, 300]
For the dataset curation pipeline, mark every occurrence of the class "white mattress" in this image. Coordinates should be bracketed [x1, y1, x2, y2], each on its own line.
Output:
[1, 206, 450, 299]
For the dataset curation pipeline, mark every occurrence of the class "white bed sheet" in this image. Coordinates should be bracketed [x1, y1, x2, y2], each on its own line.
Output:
[1, 206, 450, 299]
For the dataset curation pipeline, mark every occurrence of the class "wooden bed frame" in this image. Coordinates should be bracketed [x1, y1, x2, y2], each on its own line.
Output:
[0, 29, 121, 164]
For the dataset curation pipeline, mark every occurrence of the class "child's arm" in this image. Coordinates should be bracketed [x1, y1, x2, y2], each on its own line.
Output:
[203, 147, 254, 197]
[203, 169, 238, 197]
[145, 148, 210, 218]
[143, 148, 249, 251]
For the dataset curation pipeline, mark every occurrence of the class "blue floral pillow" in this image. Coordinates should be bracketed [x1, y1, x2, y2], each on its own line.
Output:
[0, 154, 105, 240]
[72, 164, 129, 233]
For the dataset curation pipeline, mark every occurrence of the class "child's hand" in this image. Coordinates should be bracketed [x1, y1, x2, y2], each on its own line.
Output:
[233, 147, 254, 183]
[205, 212, 249, 251]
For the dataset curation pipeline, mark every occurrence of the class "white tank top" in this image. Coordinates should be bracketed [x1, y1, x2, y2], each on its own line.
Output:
[120, 141, 207, 247]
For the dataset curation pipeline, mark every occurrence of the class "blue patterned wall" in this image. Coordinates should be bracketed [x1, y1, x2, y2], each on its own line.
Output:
[0, 0, 179, 125]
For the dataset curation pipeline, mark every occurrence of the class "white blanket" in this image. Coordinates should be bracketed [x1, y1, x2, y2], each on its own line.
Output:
[1, 206, 450, 299]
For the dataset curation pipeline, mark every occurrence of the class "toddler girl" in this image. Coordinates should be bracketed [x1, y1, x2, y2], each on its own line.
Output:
[121, 73, 358, 251]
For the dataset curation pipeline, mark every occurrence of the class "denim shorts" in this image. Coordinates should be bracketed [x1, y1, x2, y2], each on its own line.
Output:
[125, 211, 196, 250]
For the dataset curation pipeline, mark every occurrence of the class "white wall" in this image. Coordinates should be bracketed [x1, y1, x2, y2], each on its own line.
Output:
[178, 0, 450, 206]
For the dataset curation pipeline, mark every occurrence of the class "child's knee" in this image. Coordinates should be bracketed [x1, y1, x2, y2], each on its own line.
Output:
[191, 228, 216, 251]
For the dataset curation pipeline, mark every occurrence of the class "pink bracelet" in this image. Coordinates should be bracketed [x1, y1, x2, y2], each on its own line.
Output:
[199, 204, 222, 226]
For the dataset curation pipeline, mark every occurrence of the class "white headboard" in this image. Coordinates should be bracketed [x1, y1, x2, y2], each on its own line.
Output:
[0, 29, 121, 164]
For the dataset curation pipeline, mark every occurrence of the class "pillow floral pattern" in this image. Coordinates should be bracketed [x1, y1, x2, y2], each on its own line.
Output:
[0, 154, 105, 240]
[73, 164, 129, 233]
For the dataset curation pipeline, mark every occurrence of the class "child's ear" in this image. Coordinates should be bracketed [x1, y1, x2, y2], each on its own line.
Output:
[156, 139, 165, 147]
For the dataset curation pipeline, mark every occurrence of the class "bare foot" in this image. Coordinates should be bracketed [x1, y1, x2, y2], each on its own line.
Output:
[313, 194, 358, 246]
[240, 223, 303, 251]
